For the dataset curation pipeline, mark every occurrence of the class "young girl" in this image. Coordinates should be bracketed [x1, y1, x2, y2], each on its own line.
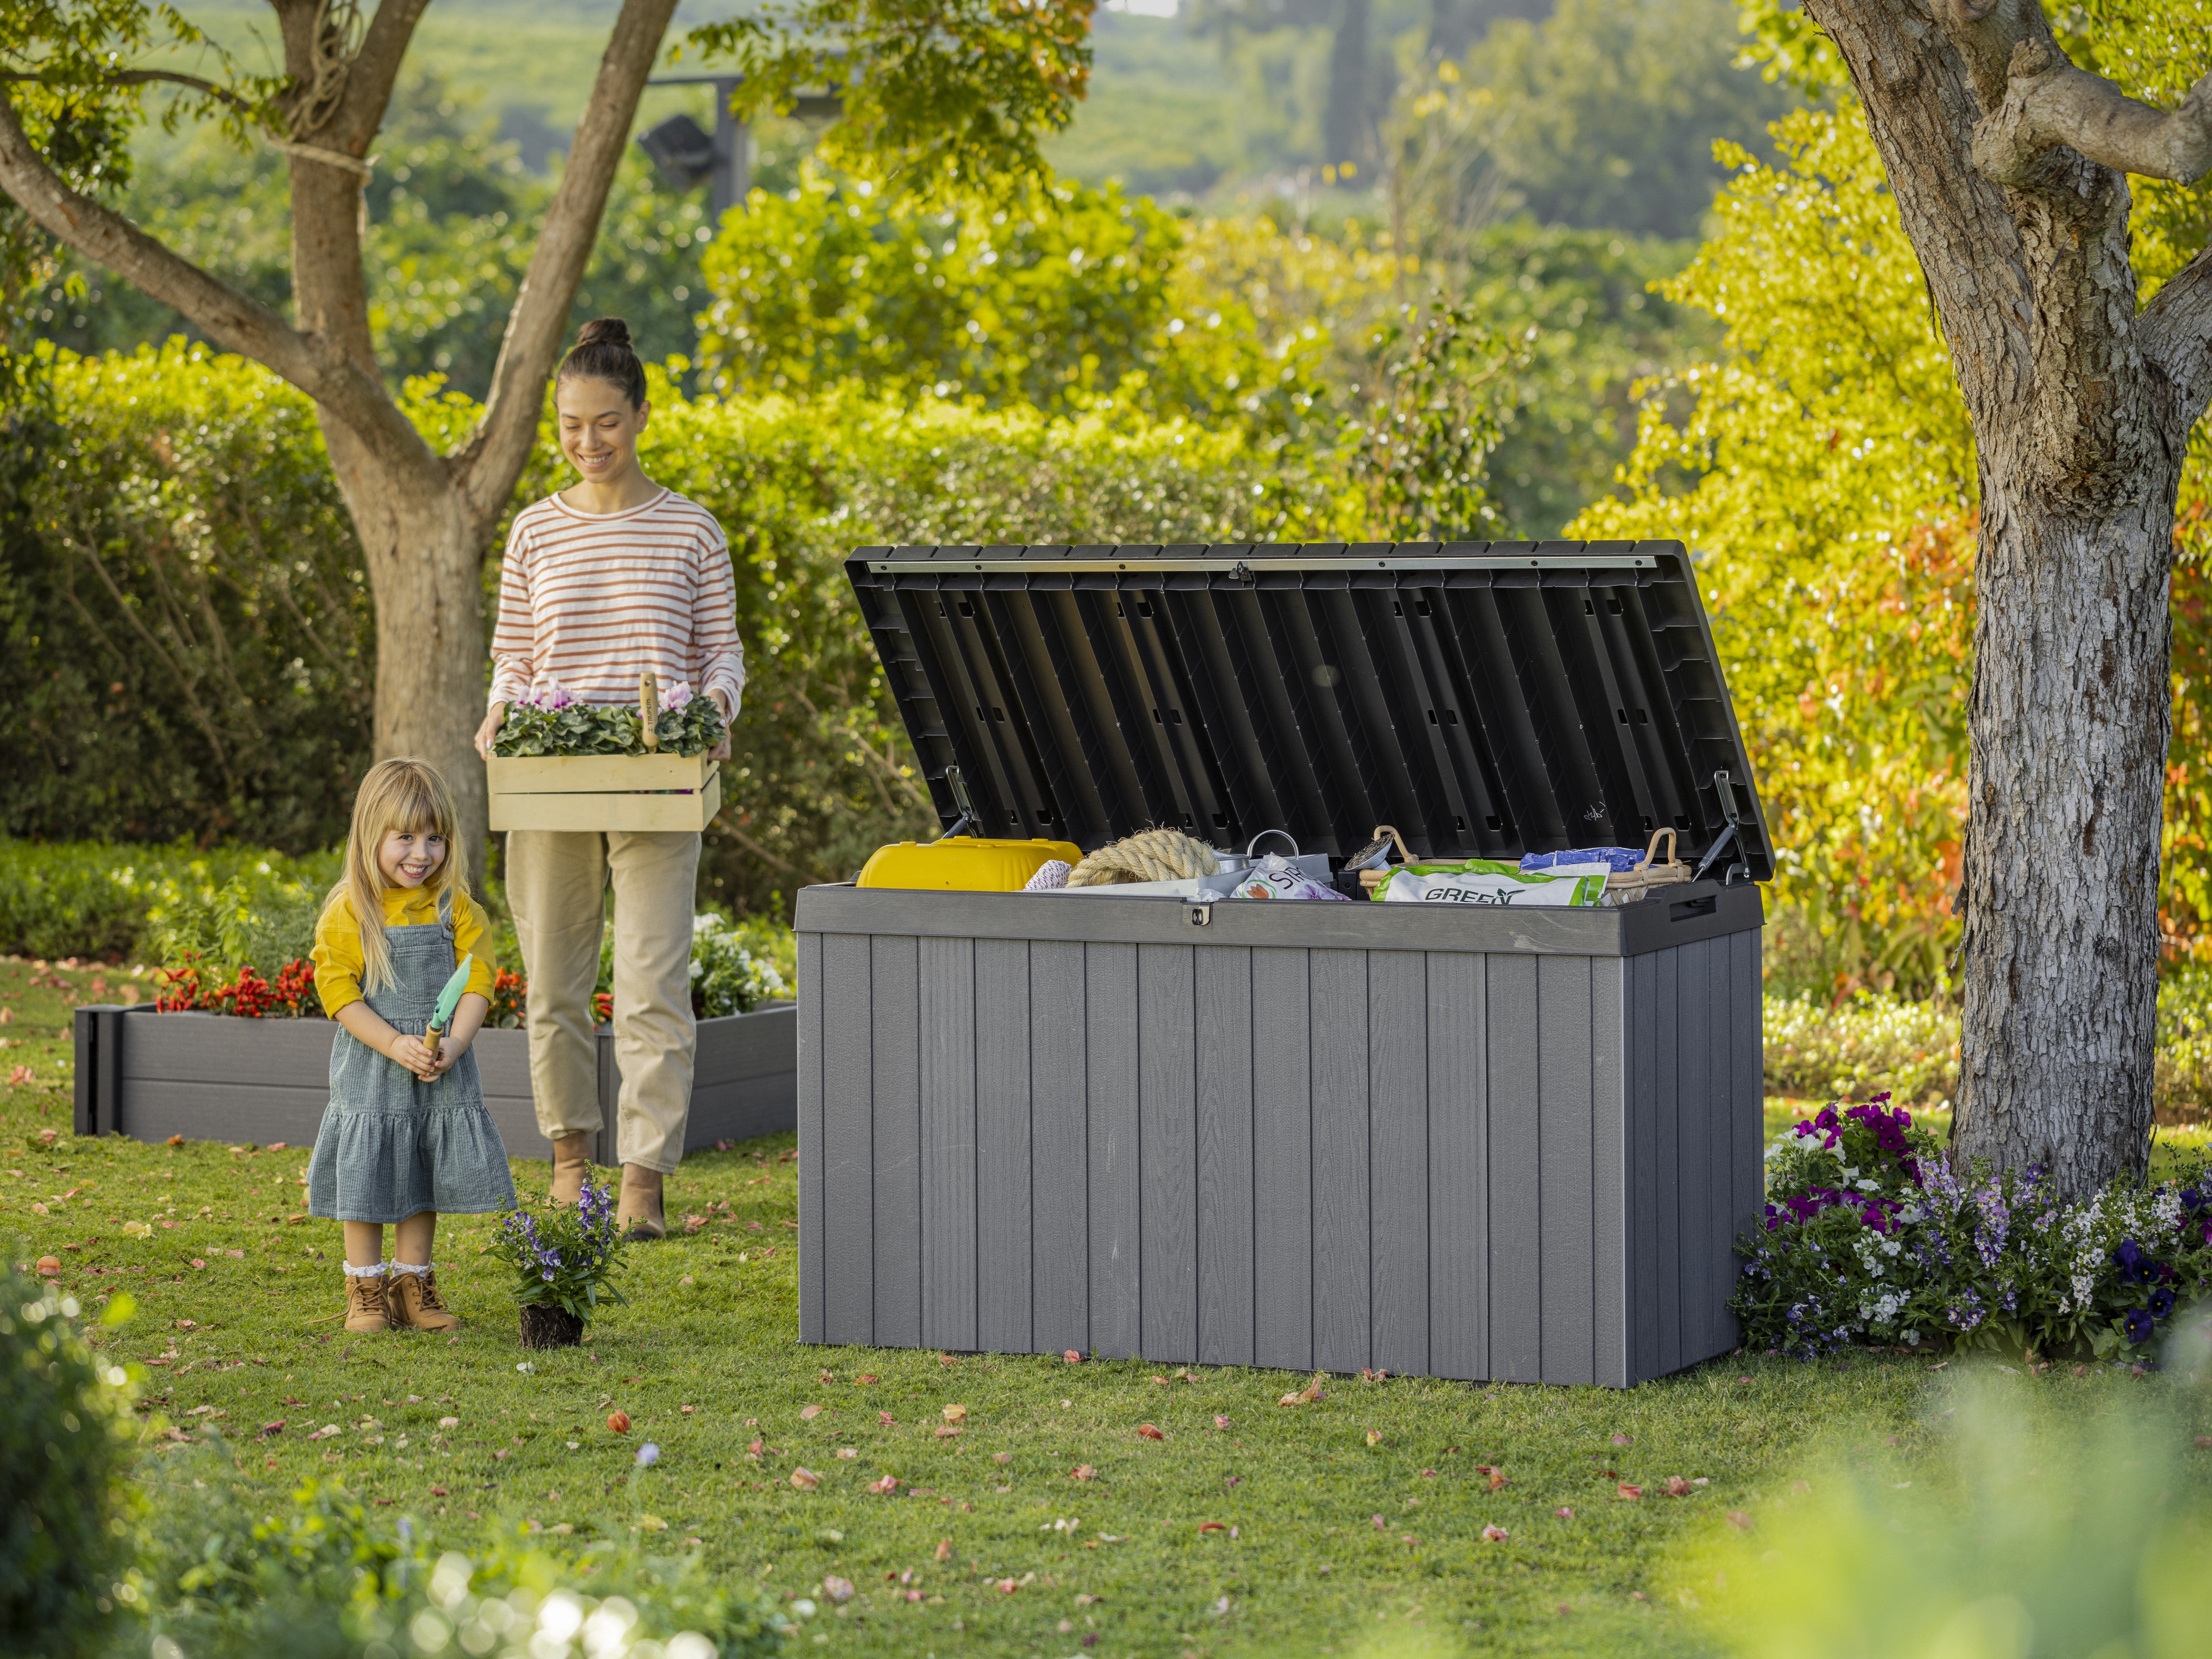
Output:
[308, 758, 516, 1333]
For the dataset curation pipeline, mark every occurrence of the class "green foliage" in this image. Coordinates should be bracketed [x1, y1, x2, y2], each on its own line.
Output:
[117, 1463, 788, 1659]
[688, 914, 790, 1019]
[1571, 103, 1978, 998]
[683, 0, 1094, 201]
[0, 837, 337, 962]
[1763, 992, 1960, 1109]
[492, 1181, 628, 1323]
[2, 340, 372, 850]
[0, 1262, 136, 1659]
[1450, 0, 1799, 239]
[1343, 292, 1526, 539]
[696, 168, 1325, 435]
[1677, 1380, 2212, 1658]
[491, 693, 726, 760]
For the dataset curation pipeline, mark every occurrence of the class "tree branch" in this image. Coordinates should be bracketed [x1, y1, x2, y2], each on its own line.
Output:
[451, 0, 681, 530]
[0, 90, 436, 484]
[1973, 34, 2212, 189]
[0, 69, 260, 121]
[327, 0, 432, 151]
[2141, 246, 2212, 429]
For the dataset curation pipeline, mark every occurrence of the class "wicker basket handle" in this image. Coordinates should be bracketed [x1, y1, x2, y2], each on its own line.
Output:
[1637, 827, 1677, 871]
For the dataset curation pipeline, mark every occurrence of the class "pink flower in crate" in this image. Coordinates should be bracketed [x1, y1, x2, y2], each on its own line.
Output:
[659, 679, 694, 711]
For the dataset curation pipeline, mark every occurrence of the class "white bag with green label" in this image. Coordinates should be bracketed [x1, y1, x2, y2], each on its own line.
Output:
[1374, 858, 1607, 908]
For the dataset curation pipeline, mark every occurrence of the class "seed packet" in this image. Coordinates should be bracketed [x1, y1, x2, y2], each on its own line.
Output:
[1374, 859, 1606, 907]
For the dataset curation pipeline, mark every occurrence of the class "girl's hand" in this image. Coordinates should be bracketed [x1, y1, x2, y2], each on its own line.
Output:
[388, 1033, 440, 1081]
[429, 1033, 473, 1075]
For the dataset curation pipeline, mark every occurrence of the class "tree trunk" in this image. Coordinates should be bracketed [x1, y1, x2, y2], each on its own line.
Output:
[1954, 471, 2177, 1194]
[319, 421, 492, 887]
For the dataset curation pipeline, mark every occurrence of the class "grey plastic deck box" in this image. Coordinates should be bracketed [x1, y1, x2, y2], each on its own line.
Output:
[73, 1001, 798, 1164]
[798, 540, 1775, 1387]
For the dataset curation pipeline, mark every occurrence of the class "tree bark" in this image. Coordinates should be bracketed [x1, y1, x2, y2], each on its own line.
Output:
[1803, 0, 2212, 1195]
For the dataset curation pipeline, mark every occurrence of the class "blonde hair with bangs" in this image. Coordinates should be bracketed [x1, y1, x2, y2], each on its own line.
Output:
[326, 758, 465, 994]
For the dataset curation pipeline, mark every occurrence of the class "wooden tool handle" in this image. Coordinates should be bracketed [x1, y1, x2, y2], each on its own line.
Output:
[640, 670, 659, 752]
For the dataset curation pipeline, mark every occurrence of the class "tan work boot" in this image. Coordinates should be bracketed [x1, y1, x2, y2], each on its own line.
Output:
[618, 1163, 666, 1240]
[344, 1271, 393, 1333]
[388, 1268, 461, 1332]
[550, 1132, 594, 1205]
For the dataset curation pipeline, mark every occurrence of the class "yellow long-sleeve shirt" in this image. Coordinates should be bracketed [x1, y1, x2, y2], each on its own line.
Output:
[312, 886, 497, 1019]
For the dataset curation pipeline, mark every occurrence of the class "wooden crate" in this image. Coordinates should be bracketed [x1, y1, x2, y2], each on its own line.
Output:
[487, 754, 721, 833]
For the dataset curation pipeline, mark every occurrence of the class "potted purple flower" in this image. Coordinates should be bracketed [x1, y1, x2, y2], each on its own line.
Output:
[491, 1177, 629, 1349]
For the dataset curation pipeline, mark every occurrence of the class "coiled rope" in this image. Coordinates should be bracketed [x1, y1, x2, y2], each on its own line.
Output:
[1065, 828, 1220, 887]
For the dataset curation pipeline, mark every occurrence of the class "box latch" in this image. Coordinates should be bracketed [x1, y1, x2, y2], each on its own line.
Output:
[1188, 903, 1213, 928]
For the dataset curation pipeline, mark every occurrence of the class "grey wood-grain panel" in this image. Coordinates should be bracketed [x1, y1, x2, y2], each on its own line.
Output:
[113, 1081, 334, 1148]
[1627, 950, 1660, 1383]
[974, 939, 1034, 1355]
[819, 933, 874, 1345]
[1487, 952, 1542, 1383]
[919, 937, 978, 1352]
[1427, 951, 1487, 1380]
[1086, 942, 1141, 1359]
[1139, 943, 1200, 1365]
[798, 930, 825, 1343]
[871, 936, 923, 1349]
[1031, 941, 1090, 1357]
[1538, 954, 1596, 1385]
[1194, 945, 1255, 1367]
[691, 1005, 800, 1083]
[1368, 949, 1428, 1378]
[1675, 936, 1715, 1364]
[1727, 927, 1761, 1345]
[797, 878, 1764, 957]
[1591, 956, 1627, 1388]
[1310, 950, 1372, 1375]
[1653, 942, 1682, 1375]
[115, 1011, 344, 1083]
[1251, 947, 1312, 1371]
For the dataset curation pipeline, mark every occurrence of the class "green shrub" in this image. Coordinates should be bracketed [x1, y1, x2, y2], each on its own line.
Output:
[115, 1464, 789, 1659]
[0, 838, 338, 963]
[2157, 961, 2212, 1122]
[0, 1259, 137, 1659]
[1762, 992, 1960, 1107]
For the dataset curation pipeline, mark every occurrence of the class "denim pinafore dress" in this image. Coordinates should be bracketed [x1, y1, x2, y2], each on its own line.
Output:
[307, 893, 517, 1224]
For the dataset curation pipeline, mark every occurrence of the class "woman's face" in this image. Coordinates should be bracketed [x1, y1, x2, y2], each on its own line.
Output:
[555, 376, 650, 485]
[378, 828, 446, 889]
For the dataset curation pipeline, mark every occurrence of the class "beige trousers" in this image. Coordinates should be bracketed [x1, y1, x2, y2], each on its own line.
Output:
[507, 829, 699, 1174]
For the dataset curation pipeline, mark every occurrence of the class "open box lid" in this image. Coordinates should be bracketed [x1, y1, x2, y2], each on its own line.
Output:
[843, 540, 1774, 883]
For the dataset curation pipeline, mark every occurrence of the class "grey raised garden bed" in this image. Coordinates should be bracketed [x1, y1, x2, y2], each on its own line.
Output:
[798, 538, 1777, 1387]
[72, 1002, 797, 1164]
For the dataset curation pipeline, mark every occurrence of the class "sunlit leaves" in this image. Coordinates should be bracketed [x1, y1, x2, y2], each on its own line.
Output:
[680, 0, 1096, 203]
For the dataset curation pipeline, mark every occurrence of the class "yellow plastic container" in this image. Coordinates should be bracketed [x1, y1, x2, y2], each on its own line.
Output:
[856, 836, 1082, 892]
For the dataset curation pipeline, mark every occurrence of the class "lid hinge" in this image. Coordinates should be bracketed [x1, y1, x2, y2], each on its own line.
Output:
[934, 764, 979, 841]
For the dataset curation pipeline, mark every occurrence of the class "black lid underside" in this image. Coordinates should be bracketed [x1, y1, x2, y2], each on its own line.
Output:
[844, 541, 1774, 882]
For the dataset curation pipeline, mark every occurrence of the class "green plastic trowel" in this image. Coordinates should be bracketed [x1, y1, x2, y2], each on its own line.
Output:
[425, 954, 474, 1061]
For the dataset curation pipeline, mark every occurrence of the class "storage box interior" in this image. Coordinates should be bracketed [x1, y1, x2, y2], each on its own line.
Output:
[844, 539, 1773, 885]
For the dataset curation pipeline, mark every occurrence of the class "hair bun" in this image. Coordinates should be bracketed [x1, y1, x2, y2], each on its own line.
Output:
[576, 317, 632, 350]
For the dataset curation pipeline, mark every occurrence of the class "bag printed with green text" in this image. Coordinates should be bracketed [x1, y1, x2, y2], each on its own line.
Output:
[1374, 859, 1605, 908]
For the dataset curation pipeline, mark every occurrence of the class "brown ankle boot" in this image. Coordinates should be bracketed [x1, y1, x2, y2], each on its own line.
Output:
[388, 1268, 461, 1332]
[618, 1164, 665, 1240]
[550, 1132, 594, 1204]
[344, 1271, 393, 1333]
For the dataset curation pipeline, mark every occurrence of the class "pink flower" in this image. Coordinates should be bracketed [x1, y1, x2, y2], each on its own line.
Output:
[660, 680, 694, 711]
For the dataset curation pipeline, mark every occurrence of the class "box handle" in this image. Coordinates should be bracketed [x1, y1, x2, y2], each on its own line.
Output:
[1669, 894, 1718, 923]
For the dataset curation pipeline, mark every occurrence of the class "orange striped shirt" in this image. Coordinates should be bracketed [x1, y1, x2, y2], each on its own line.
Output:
[488, 488, 746, 714]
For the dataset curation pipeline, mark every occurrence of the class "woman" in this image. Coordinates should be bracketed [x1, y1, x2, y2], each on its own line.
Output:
[475, 317, 744, 1239]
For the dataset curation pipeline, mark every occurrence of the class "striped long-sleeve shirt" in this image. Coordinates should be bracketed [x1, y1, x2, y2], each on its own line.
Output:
[488, 488, 746, 715]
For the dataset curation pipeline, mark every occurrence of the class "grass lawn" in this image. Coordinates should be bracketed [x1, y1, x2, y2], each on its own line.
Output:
[4, 955, 2204, 1659]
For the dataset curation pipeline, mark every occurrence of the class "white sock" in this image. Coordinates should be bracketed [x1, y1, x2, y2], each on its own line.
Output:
[392, 1260, 433, 1277]
[343, 1261, 386, 1278]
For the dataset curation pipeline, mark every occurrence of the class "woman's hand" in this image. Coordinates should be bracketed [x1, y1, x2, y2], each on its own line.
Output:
[475, 702, 507, 758]
[709, 688, 733, 760]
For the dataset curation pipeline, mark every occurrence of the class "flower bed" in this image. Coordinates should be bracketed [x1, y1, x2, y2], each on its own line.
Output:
[1734, 1096, 2210, 1361]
